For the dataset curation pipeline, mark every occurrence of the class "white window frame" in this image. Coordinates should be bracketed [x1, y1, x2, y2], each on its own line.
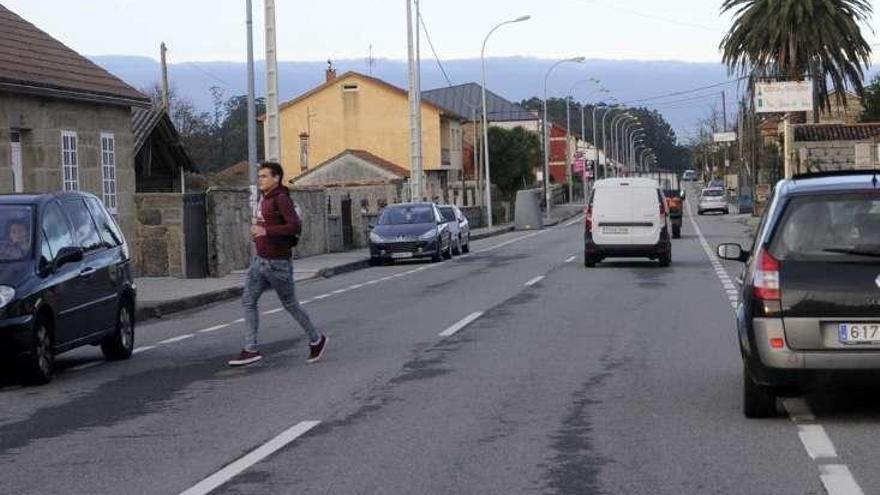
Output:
[100, 132, 118, 213]
[61, 130, 79, 191]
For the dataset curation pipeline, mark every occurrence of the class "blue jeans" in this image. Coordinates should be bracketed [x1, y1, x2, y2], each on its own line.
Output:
[242, 257, 320, 352]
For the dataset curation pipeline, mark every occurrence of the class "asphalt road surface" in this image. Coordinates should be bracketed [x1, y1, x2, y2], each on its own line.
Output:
[1, 198, 874, 495]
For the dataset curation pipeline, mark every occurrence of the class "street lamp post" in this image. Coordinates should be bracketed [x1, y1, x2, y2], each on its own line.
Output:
[600, 105, 622, 179]
[542, 56, 585, 220]
[621, 123, 640, 170]
[481, 15, 530, 228]
[592, 103, 612, 180]
[608, 113, 631, 176]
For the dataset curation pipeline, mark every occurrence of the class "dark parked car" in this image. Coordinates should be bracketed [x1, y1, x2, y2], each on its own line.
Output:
[369, 202, 453, 264]
[437, 205, 470, 255]
[0, 192, 136, 385]
[717, 172, 880, 417]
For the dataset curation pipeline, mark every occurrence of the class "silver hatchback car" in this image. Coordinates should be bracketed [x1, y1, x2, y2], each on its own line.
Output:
[698, 187, 729, 215]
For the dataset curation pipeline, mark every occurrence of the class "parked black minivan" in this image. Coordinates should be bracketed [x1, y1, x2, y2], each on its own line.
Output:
[0, 192, 136, 385]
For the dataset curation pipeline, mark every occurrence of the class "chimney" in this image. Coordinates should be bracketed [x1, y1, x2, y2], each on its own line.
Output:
[325, 59, 337, 82]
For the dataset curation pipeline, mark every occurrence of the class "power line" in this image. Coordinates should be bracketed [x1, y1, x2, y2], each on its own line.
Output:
[418, 13, 453, 87]
[183, 61, 236, 89]
[620, 77, 747, 105]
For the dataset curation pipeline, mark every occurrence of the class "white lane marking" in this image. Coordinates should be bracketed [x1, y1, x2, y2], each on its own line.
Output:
[179, 420, 321, 495]
[439, 312, 484, 338]
[562, 214, 585, 227]
[819, 465, 865, 495]
[262, 308, 283, 316]
[233, 318, 245, 324]
[349, 284, 365, 290]
[199, 324, 231, 333]
[313, 294, 330, 300]
[133, 345, 157, 355]
[68, 361, 102, 371]
[783, 398, 817, 423]
[525, 275, 545, 287]
[565, 256, 576, 263]
[159, 334, 194, 345]
[301, 300, 313, 305]
[331, 289, 347, 294]
[797, 424, 838, 460]
[475, 231, 543, 253]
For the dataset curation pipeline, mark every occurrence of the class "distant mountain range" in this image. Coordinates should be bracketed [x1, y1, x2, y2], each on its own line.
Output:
[88, 55, 877, 141]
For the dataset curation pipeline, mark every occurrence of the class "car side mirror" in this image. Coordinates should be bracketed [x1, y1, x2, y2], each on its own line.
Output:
[55, 246, 84, 268]
[716, 243, 748, 262]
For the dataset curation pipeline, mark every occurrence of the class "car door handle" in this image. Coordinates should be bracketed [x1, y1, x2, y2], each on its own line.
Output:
[736, 273, 744, 286]
[79, 267, 97, 278]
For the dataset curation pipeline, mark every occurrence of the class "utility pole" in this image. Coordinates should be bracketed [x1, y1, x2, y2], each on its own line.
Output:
[264, 0, 281, 163]
[245, 0, 257, 211]
[160, 42, 170, 111]
[405, 0, 423, 201]
[565, 97, 573, 203]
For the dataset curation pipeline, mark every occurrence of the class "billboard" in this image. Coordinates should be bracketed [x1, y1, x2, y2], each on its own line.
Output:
[713, 132, 737, 143]
[755, 80, 814, 113]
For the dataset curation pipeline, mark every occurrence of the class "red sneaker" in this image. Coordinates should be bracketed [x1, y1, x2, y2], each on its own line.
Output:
[228, 350, 263, 367]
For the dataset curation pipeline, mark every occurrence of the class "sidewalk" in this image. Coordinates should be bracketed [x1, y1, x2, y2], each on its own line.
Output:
[135, 222, 517, 322]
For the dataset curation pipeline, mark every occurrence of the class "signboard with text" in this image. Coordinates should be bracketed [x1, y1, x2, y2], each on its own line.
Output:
[755, 80, 814, 113]
[713, 132, 737, 143]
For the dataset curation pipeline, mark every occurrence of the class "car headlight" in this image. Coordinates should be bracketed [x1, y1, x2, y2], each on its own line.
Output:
[0, 286, 15, 310]
[370, 231, 384, 244]
[419, 228, 438, 240]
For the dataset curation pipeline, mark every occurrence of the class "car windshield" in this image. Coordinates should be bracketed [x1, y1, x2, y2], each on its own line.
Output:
[378, 205, 436, 226]
[438, 207, 456, 222]
[770, 194, 880, 261]
[702, 189, 724, 197]
[0, 205, 33, 262]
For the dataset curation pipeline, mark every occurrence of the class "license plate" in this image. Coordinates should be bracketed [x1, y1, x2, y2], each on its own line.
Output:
[391, 252, 414, 259]
[602, 226, 629, 235]
[839, 323, 880, 344]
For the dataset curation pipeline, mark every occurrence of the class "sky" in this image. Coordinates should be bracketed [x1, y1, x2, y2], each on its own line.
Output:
[6, 0, 878, 64]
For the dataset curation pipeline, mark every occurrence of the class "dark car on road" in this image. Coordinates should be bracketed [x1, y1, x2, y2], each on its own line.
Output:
[369, 202, 453, 264]
[0, 192, 136, 385]
[717, 172, 880, 417]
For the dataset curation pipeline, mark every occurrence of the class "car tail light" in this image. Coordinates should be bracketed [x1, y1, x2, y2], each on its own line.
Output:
[753, 249, 781, 301]
[659, 201, 667, 222]
[770, 337, 785, 349]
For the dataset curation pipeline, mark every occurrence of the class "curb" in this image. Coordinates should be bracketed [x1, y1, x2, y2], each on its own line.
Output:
[543, 208, 584, 227]
[470, 225, 515, 241]
[135, 224, 523, 324]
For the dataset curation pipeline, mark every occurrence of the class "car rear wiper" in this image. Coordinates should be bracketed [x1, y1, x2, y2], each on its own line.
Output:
[822, 248, 880, 258]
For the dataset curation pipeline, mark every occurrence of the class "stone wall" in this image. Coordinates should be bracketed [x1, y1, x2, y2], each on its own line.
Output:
[134, 193, 184, 277]
[323, 183, 407, 249]
[795, 140, 878, 173]
[290, 187, 330, 257]
[0, 93, 137, 246]
[205, 188, 252, 277]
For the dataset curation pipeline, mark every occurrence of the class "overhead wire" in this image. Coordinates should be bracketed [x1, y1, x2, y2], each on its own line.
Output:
[418, 12, 454, 87]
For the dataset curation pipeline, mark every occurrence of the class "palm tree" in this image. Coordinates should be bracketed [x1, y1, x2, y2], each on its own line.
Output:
[720, 0, 873, 112]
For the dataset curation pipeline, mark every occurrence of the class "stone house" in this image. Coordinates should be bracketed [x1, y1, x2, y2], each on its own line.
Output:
[0, 4, 150, 246]
[793, 123, 880, 174]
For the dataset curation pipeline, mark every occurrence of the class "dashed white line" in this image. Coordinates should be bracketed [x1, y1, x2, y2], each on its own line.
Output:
[797, 424, 838, 460]
[132, 345, 157, 355]
[158, 334, 194, 345]
[525, 275, 545, 287]
[565, 256, 576, 263]
[783, 398, 817, 423]
[819, 465, 865, 495]
[68, 361, 102, 371]
[439, 312, 484, 338]
[313, 294, 330, 300]
[179, 420, 321, 495]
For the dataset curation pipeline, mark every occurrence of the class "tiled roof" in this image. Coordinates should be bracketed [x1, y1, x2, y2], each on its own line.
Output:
[132, 106, 165, 153]
[131, 105, 196, 171]
[294, 149, 410, 183]
[422, 83, 538, 123]
[0, 4, 147, 104]
[794, 124, 880, 142]
[277, 71, 462, 120]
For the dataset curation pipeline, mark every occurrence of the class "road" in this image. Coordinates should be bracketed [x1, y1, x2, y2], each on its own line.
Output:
[0, 198, 874, 495]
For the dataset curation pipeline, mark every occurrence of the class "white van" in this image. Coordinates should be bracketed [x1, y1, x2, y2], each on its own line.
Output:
[584, 178, 672, 267]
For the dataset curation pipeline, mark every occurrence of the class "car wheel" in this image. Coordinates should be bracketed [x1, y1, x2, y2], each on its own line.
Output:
[431, 242, 442, 262]
[672, 225, 681, 239]
[443, 236, 453, 260]
[20, 315, 54, 386]
[101, 300, 135, 361]
[584, 252, 597, 268]
[658, 250, 671, 267]
[743, 364, 777, 418]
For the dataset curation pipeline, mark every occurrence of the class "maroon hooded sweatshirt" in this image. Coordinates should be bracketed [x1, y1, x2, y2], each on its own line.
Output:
[255, 185, 301, 259]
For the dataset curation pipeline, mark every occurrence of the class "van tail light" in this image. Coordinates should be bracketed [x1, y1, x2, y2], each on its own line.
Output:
[659, 201, 667, 223]
[753, 249, 781, 301]
[585, 205, 593, 233]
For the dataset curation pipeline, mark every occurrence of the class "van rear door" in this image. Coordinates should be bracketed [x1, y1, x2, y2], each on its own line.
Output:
[629, 187, 663, 246]
[592, 186, 633, 245]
